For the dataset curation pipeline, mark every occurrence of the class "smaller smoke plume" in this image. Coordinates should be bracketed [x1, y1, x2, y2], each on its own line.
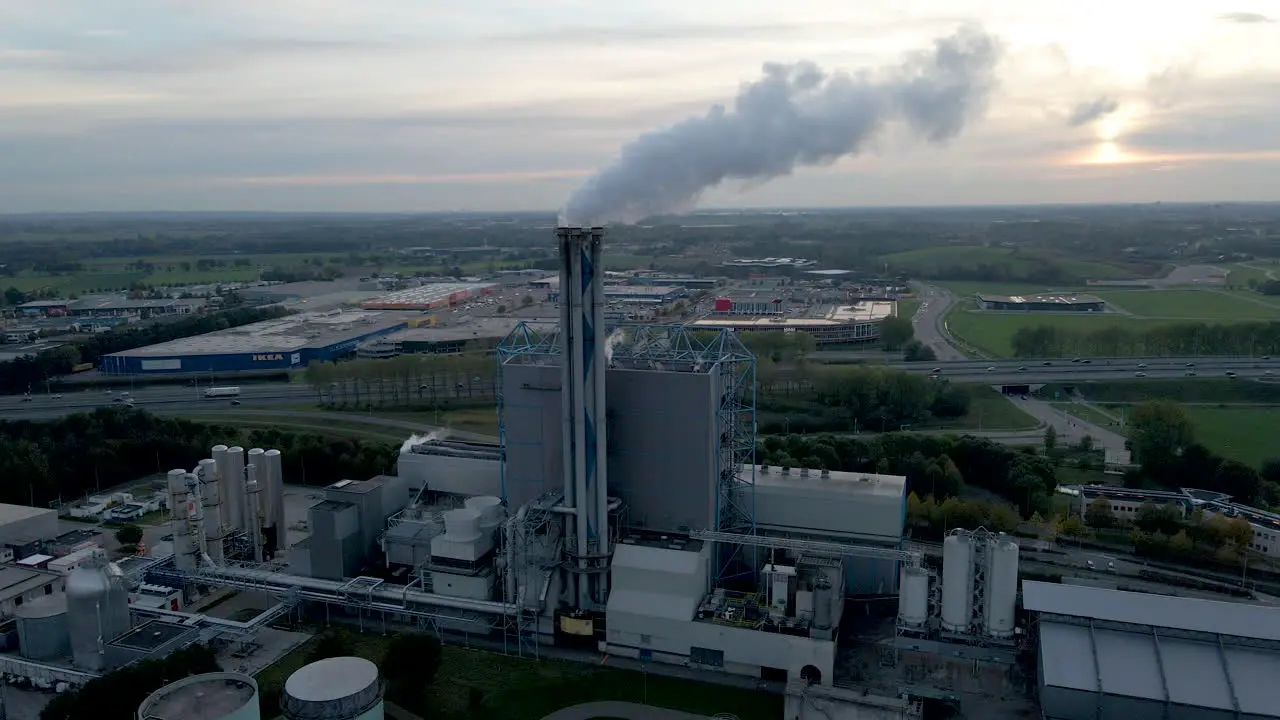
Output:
[399, 430, 445, 454]
[1066, 97, 1119, 127]
[1219, 11, 1273, 23]
[559, 25, 1001, 227]
[603, 329, 625, 366]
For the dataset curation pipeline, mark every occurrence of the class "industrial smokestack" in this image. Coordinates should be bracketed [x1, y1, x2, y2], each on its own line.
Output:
[559, 25, 1001, 226]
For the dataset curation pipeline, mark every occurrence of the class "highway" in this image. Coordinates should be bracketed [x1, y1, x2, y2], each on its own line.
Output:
[911, 283, 967, 361]
[0, 383, 318, 418]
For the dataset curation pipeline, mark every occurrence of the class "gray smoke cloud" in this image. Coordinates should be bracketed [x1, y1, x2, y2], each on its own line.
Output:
[1066, 97, 1120, 127]
[559, 25, 1001, 227]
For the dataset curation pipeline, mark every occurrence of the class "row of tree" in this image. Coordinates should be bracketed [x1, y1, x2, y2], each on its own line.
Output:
[305, 351, 498, 407]
[1125, 399, 1280, 505]
[757, 432, 1056, 516]
[1010, 321, 1280, 358]
[905, 493, 1021, 538]
[0, 305, 290, 395]
[41, 644, 220, 720]
[0, 408, 398, 508]
[760, 366, 971, 434]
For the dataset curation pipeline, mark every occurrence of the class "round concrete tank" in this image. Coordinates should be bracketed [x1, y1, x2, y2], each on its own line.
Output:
[443, 509, 481, 539]
[897, 567, 929, 627]
[282, 656, 384, 720]
[940, 534, 974, 632]
[15, 593, 69, 661]
[984, 537, 1020, 638]
[137, 671, 260, 720]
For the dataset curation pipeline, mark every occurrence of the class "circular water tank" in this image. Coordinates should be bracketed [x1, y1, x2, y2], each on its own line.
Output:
[984, 539, 1020, 638]
[15, 593, 69, 661]
[897, 567, 929, 627]
[940, 534, 974, 632]
[138, 671, 260, 720]
[465, 496, 504, 529]
[443, 509, 481, 539]
[282, 656, 384, 720]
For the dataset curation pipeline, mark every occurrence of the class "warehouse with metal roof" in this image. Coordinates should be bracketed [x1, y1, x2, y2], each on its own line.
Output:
[1025, 580, 1280, 720]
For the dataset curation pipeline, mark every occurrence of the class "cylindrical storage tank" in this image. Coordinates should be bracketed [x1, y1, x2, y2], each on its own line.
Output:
[104, 561, 133, 638]
[897, 567, 929, 627]
[282, 656, 384, 720]
[212, 445, 232, 531]
[940, 534, 974, 632]
[984, 538, 1020, 638]
[265, 449, 285, 536]
[15, 593, 69, 661]
[169, 469, 196, 573]
[443, 509, 481, 539]
[465, 496, 503, 535]
[66, 560, 112, 670]
[225, 446, 246, 531]
[137, 671, 260, 720]
[813, 577, 833, 630]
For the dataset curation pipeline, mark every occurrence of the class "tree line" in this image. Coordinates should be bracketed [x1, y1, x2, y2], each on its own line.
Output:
[305, 350, 498, 407]
[756, 432, 1056, 517]
[758, 364, 971, 434]
[0, 408, 398, 508]
[41, 644, 219, 720]
[1010, 321, 1280, 358]
[0, 305, 290, 395]
[1126, 399, 1280, 506]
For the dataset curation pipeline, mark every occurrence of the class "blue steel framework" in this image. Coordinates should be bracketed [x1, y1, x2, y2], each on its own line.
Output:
[496, 321, 758, 582]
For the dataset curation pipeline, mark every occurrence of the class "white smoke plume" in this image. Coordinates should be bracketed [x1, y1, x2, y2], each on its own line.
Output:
[559, 25, 1001, 227]
[1066, 97, 1119, 127]
[399, 430, 445, 454]
[603, 329, 625, 366]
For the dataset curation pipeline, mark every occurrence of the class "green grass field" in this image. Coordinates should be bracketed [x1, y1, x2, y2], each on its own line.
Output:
[1095, 289, 1280, 319]
[945, 302, 1179, 357]
[1050, 402, 1121, 429]
[938, 280, 1096, 297]
[897, 298, 921, 320]
[1224, 263, 1278, 287]
[1182, 406, 1280, 468]
[1042, 379, 1280, 404]
[255, 636, 781, 720]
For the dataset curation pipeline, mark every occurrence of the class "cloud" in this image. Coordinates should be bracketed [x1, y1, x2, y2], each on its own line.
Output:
[1066, 97, 1119, 127]
[1218, 12, 1273, 23]
[1147, 62, 1196, 109]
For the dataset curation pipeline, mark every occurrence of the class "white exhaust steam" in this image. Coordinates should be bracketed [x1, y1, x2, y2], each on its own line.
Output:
[559, 25, 1001, 227]
[604, 329, 625, 366]
[399, 430, 446, 454]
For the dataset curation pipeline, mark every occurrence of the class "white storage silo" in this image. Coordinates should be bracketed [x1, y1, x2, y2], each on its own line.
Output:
[212, 445, 232, 531]
[225, 446, 246, 531]
[940, 534, 974, 632]
[897, 566, 929, 627]
[282, 656, 384, 720]
[168, 469, 196, 573]
[443, 509, 482, 540]
[984, 537, 1020, 638]
[137, 671, 260, 720]
[15, 593, 70, 661]
[67, 553, 130, 671]
[265, 449, 285, 541]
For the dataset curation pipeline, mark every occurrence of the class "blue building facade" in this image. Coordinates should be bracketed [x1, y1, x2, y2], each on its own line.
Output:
[100, 322, 408, 375]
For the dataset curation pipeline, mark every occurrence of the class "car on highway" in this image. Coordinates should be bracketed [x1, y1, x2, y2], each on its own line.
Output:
[21, 395, 32, 402]
[1135, 372, 1147, 378]
[231, 400, 242, 406]
[1081, 359, 1092, 364]
[987, 366, 995, 372]
[931, 367, 942, 374]
[1268, 370, 1275, 376]
[1185, 370, 1197, 377]
[1227, 371, 1238, 378]
[52, 393, 62, 399]
[1185, 362, 1195, 367]
[1137, 363, 1148, 369]
[1042, 361, 1052, 366]
[1071, 358, 1081, 363]
[1087, 560, 1095, 570]
[1017, 366, 1027, 372]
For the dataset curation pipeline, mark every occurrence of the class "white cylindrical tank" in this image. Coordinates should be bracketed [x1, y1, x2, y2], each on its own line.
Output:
[137, 671, 260, 720]
[265, 449, 285, 539]
[225, 446, 246, 531]
[443, 509, 481, 539]
[282, 656, 384, 720]
[15, 593, 70, 661]
[897, 566, 929, 627]
[169, 469, 196, 573]
[67, 554, 129, 671]
[246, 467, 264, 563]
[199, 458, 225, 564]
[465, 496, 504, 535]
[185, 472, 207, 566]
[940, 534, 974, 632]
[212, 445, 232, 531]
[984, 537, 1020, 638]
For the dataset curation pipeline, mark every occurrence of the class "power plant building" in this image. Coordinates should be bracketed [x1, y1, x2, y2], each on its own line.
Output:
[691, 301, 895, 345]
[99, 310, 417, 374]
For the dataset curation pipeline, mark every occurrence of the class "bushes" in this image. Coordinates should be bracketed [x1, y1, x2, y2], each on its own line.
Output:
[41, 644, 219, 720]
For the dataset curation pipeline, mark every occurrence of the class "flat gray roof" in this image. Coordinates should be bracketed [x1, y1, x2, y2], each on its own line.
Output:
[1040, 620, 1280, 717]
[106, 309, 417, 357]
[386, 317, 523, 343]
[1023, 580, 1280, 641]
[0, 504, 55, 526]
[0, 566, 58, 599]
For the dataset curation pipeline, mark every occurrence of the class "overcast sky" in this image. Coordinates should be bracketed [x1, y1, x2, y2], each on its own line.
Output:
[2, 0, 1278, 213]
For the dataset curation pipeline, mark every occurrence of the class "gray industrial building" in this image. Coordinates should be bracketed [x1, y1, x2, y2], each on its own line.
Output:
[0, 504, 59, 549]
[292, 475, 409, 580]
[1026, 580, 1280, 720]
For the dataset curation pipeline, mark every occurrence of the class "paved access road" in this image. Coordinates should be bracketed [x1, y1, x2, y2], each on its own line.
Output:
[0, 382, 316, 418]
[911, 283, 967, 361]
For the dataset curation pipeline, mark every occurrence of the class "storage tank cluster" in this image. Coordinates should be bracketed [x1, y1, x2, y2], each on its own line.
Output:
[281, 656, 384, 720]
[170, 444, 286, 570]
[897, 529, 1020, 639]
